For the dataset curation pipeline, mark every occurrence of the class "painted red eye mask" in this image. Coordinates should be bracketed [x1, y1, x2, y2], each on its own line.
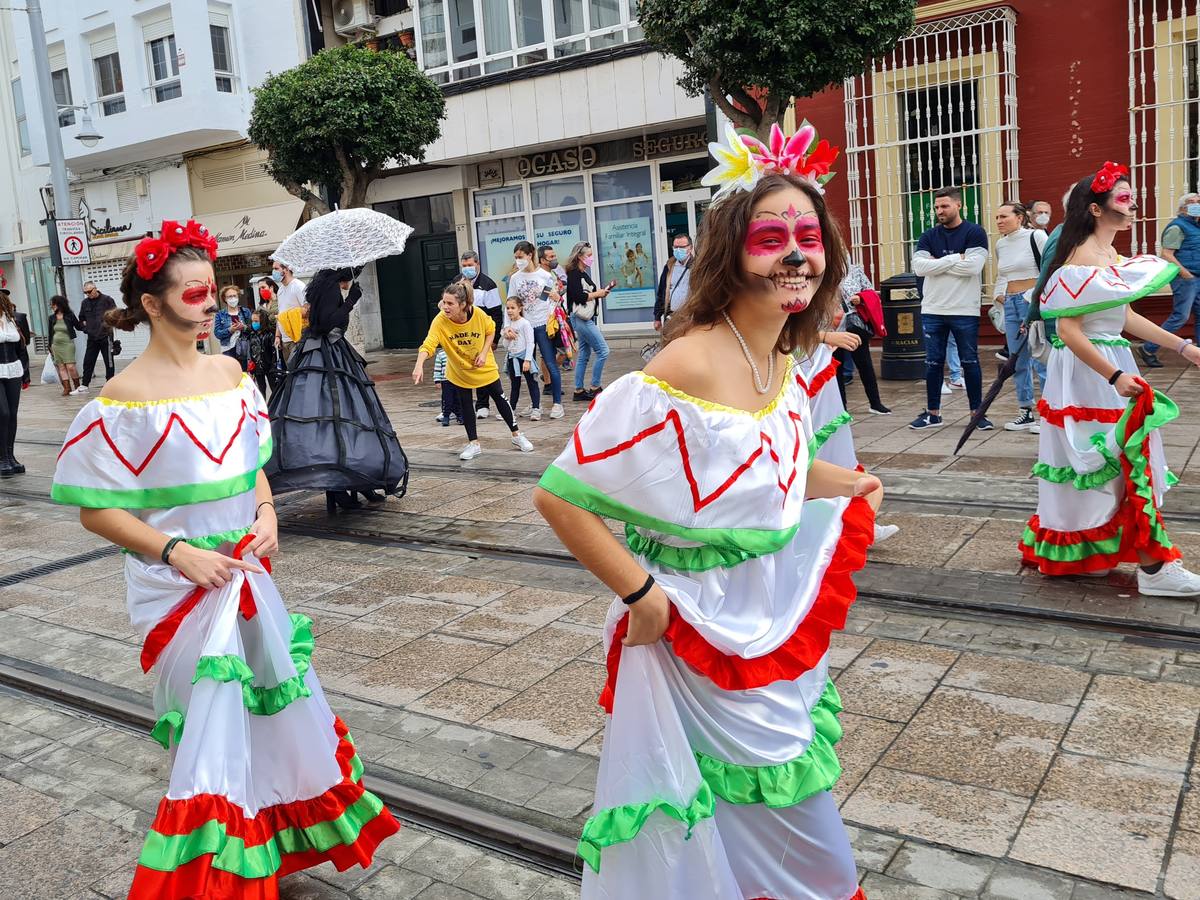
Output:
[1113, 192, 1133, 205]
[745, 214, 824, 257]
[181, 281, 217, 305]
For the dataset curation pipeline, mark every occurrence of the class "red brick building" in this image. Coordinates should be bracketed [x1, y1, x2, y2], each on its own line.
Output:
[788, 0, 1197, 310]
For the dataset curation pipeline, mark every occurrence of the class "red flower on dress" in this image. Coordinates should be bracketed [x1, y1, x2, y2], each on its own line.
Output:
[135, 237, 172, 280]
[1091, 161, 1130, 195]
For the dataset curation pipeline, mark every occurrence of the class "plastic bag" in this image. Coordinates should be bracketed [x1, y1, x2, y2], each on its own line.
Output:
[41, 355, 59, 385]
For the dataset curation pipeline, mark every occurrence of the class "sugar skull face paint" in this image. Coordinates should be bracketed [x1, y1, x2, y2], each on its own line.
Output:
[155, 260, 218, 339]
[740, 186, 827, 314]
[181, 280, 218, 305]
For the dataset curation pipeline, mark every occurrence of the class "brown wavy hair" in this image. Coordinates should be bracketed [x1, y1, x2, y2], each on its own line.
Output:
[442, 279, 475, 316]
[109, 245, 214, 332]
[664, 175, 848, 356]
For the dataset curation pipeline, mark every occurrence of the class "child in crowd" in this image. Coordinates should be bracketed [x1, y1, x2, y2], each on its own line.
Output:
[245, 310, 277, 398]
[413, 281, 533, 460]
[502, 296, 540, 420]
[433, 346, 462, 426]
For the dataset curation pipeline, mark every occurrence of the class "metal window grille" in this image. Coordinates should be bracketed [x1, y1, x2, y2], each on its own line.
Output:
[1129, 0, 1200, 253]
[841, 6, 1019, 284]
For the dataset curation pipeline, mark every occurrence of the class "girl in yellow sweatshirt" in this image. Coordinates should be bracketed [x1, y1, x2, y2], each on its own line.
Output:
[413, 281, 534, 461]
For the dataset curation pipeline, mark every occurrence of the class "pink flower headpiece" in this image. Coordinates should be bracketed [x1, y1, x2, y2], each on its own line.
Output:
[134, 219, 219, 280]
[702, 121, 840, 200]
[1090, 161, 1130, 195]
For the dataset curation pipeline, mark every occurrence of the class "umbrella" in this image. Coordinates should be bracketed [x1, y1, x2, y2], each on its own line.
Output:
[271, 208, 414, 273]
[954, 334, 1025, 454]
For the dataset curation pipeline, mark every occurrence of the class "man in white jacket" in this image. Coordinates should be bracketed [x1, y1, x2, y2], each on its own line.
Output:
[909, 187, 990, 431]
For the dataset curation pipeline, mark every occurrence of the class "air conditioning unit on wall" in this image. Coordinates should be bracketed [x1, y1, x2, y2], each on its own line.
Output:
[334, 0, 376, 36]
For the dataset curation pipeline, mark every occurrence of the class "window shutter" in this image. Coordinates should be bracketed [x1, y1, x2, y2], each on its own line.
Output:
[48, 45, 67, 71]
[117, 178, 140, 214]
[90, 34, 119, 58]
[142, 10, 175, 43]
[209, 9, 231, 28]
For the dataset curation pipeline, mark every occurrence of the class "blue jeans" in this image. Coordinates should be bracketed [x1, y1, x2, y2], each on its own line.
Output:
[1003, 293, 1047, 408]
[572, 316, 609, 390]
[1144, 276, 1200, 353]
[923, 314, 982, 412]
[946, 334, 963, 383]
[532, 324, 562, 405]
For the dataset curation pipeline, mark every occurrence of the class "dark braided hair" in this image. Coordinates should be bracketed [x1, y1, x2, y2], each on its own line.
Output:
[109, 245, 212, 332]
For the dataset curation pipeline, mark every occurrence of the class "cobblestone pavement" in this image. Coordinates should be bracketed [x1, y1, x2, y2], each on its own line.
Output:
[5, 346, 1200, 897]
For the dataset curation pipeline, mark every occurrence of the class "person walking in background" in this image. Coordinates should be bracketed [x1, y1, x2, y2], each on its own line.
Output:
[256, 276, 279, 330]
[1138, 192, 1200, 369]
[1030, 199, 1053, 232]
[993, 201, 1049, 432]
[564, 241, 611, 401]
[214, 285, 251, 368]
[245, 309, 277, 399]
[459, 250, 502, 418]
[835, 261, 890, 414]
[48, 295, 83, 395]
[73, 280, 116, 394]
[0, 287, 24, 476]
[433, 346, 463, 426]
[501, 295, 540, 418]
[909, 188, 990, 431]
[654, 234, 693, 331]
[11, 296, 30, 391]
[271, 260, 306, 364]
[413, 281, 533, 460]
[509, 240, 564, 419]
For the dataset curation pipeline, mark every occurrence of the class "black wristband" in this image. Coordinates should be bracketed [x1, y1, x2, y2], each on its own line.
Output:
[622, 573, 656, 606]
[256, 501, 275, 515]
[1108, 369, 1124, 385]
[161, 536, 185, 566]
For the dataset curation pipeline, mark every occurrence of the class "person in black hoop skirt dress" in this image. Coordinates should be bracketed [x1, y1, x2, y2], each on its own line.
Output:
[265, 267, 408, 512]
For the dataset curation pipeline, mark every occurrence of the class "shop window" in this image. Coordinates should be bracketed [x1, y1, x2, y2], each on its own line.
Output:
[533, 211, 587, 267]
[11, 78, 30, 155]
[658, 157, 708, 193]
[475, 186, 524, 218]
[475, 216, 528, 297]
[530, 175, 585, 210]
[595, 200, 656, 325]
[592, 166, 652, 202]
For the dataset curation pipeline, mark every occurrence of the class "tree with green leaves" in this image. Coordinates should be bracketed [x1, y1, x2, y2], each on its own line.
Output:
[639, 2, 916, 140]
[249, 45, 445, 212]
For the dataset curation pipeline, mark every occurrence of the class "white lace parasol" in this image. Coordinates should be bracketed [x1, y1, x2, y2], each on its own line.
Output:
[270, 208, 414, 272]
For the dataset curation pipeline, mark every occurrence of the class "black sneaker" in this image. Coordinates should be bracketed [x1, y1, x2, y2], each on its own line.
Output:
[1138, 345, 1164, 368]
[573, 389, 594, 402]
[869, 404, 892, 415]
[1005, 408, 1036, 431]
[909, 411, 943, 430]
[976, 416, 996, 431]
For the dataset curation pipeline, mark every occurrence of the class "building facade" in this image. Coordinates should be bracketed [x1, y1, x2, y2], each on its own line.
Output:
[0, 0, 316, 353]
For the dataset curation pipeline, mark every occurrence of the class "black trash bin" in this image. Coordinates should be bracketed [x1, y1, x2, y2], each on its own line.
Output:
[879, 273, 925, 381]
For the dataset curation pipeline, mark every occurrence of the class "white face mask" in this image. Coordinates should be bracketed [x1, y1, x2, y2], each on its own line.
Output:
[515, 257, 531, 271]
[225, 296, 239, 306]
[1034, 213, 1050, 226]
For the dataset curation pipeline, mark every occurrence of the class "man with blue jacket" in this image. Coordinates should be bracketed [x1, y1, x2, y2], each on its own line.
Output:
[1138, 192, 1200, 368]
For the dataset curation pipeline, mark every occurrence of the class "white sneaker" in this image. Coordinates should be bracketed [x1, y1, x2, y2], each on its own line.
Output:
[512, 433, 534, 452]
[1137, 560, 1200, 597]
[949, 378, 965, 389]
[70, 384, 89, 395]
[476, 408, 489, 419]
[940, 382, 952, 395]
[550, 404, 564, 419]
[459, 443, 483, 461]
[529, 408, 542, 421]
[517, 405, 531, 418]
[874, 523, 900, 544]
[1030, 423, 1041, 435]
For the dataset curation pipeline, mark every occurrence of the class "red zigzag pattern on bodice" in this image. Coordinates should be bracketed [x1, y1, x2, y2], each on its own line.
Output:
[58, 399, 268, 476]
[1040, 257, 1143, 306]
[572, 406, 804, 511]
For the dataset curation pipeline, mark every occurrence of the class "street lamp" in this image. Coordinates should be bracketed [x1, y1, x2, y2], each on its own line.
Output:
[58, 104, 104, 148]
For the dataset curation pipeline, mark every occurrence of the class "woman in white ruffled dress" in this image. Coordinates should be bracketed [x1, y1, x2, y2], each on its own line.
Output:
[1023, 163, 1200, 596]
[535, 123, 879, 899]
[51, 220, 397, 898]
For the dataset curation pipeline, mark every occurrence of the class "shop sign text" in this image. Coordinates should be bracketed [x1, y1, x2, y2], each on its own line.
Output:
[516, 146, 597, 178]
[633, 130, 707, 161]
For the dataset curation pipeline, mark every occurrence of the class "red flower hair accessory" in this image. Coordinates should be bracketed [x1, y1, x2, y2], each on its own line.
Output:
[1091, 161, 1130, 195]
[133, 219, 219, 280]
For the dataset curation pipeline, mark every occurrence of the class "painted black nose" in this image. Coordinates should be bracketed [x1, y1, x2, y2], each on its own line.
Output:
[781, 249, 803, 267]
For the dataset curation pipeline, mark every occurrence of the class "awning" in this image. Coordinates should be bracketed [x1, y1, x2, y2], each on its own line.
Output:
[204, 200, 306, 256]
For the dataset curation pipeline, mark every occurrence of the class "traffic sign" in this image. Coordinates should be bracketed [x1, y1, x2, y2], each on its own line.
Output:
[57, 218, 91, 265]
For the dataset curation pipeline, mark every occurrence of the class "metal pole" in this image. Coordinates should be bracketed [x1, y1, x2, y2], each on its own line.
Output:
[25, 0, 84, 305]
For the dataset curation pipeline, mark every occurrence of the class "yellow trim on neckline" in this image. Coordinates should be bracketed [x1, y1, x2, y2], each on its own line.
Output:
[95, 373, 250, 408]
[638, 356, 794, 419]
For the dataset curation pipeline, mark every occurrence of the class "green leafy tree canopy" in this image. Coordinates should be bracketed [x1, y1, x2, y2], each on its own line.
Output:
[639, 1, 916, 139]
[249, 45, 446, 211]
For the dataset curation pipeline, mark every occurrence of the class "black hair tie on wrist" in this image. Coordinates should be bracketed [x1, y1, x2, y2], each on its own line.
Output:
[1108, 369, 1124, 385]
[622, 573, 656, 606]
[161, 536, 185, 566]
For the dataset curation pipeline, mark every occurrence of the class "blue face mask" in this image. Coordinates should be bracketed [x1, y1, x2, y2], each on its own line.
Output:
[251, 321, 261, 331]
[462, 266, 478, 279]
[1188, 204, 1200, 218]
[673, 247, 690, 263]
[270, 271, 284, 284]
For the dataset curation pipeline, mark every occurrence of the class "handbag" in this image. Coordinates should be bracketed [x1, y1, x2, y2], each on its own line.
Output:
[111, 338, 122, 357]
[575, 299, 597, 321]
[988, 302, 1005, 333]
[844, 307, 875, 338]
[1027, 319, 1052, 363]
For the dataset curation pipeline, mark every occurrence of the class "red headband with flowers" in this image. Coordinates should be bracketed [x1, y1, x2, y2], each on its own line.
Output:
[134, 219, 219, 280]
[1090, 162, 1130, 195]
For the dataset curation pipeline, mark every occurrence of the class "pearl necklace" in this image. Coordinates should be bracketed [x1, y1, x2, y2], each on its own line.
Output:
[722, 310, 774, 394]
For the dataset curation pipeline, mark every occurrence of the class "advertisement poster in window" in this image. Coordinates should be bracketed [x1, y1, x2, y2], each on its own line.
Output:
[483, 227, 528, 301]
[598, 216, 655, 309]
[532, 224, 580, 274]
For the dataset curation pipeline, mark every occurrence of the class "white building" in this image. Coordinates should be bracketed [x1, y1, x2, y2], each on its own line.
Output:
[360, 0, 709, 347]
[0, 0, 316, 354]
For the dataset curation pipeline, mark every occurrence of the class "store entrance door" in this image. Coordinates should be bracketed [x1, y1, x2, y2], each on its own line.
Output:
[378, 233, 459, 348]
[661, 189, 713, 252]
